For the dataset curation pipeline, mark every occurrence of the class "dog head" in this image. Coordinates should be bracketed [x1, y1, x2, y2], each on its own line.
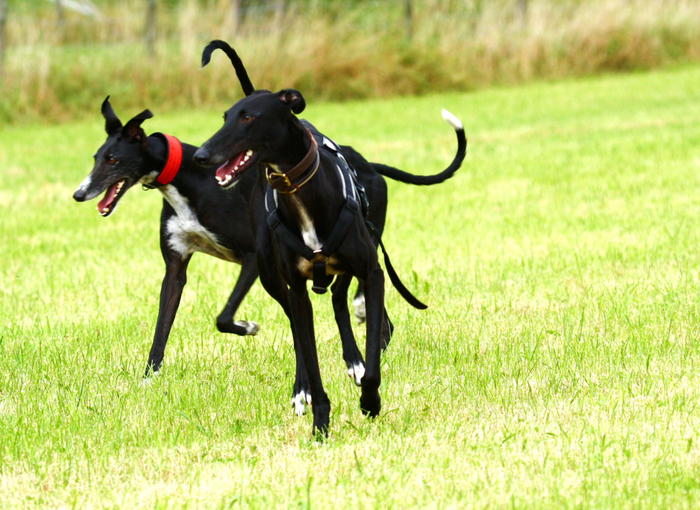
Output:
[73, 97, 154, 217]
[193, 89, 306, 189]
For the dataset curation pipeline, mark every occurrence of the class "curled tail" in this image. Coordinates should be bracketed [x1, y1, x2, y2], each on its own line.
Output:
[201, 40, 255, 96]
[374, 109, 467, 185]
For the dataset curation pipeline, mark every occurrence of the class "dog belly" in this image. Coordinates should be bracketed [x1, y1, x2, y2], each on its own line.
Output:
[296, 256, 345, 279]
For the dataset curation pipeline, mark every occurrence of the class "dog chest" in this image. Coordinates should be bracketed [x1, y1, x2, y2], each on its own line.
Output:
[161, 186, 240, 263]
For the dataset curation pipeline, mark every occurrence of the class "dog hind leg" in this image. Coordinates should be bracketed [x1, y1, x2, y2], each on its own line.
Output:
[352, 281, 366, 323]
[359, 266, 384, 417]
[331, 273, 365, 386]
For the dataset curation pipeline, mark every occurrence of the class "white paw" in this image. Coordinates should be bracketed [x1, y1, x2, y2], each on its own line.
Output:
[234, 320, 260, 335]
[140, 370, 160, 387]
[353, 295, 366, 323]
[291, 390, 312, 416]
[347, 362, 365, 386]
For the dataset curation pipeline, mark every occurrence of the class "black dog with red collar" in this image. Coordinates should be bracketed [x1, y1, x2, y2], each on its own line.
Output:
[73, 97, 260, 375]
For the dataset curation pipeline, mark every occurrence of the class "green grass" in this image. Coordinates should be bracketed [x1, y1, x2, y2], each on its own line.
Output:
[2, 66, 700, 507]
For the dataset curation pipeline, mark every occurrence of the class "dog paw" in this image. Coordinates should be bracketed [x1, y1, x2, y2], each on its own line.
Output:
[140, 370, 160, 387]
[347, 362, 365, 386]
[360, 392, 381, 418]
[353, 295, 366, 323]
[216, 318, 260, 335]
[291, 390, 312, 416]
[234, 320, 259, 335]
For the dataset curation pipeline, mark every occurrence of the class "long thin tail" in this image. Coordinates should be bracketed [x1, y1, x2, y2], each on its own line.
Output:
[201, 40, 255, 96]
[374, 109, 467, 185]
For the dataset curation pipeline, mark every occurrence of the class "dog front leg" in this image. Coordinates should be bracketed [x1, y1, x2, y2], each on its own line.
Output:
[288, 285, 330, 437]
[257, 259, 311, 415]
[145, 254, 191, 376]
[331, 273, 365, 386]
[360, 266, 384, 417]
[216, 253, 260, 336]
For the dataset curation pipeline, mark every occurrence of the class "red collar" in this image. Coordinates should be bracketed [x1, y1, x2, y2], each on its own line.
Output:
[154, 133, 183, 185]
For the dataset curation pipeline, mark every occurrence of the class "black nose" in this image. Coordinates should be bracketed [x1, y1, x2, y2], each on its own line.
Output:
[193, 147, 210, 166]
[73, 188, 86, 202]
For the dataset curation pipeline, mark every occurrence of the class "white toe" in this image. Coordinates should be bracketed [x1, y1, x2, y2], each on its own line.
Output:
[234, 320, 260, 335]
[347, 362, 365, 386]
[292, 390, 310, 416]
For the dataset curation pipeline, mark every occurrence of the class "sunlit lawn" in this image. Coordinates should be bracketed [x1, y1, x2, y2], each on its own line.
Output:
[1, 65, 700, 507]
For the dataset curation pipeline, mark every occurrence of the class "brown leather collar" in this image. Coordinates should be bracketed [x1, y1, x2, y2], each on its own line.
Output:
[265, 130, 319, 194]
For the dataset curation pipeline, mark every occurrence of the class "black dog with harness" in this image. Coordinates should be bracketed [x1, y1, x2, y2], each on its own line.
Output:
[193, 84, 465, 436]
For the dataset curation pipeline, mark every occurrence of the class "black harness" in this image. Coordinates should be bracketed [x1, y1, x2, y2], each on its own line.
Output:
[264, 125, 427, 308]
[265, 128, 366, 294]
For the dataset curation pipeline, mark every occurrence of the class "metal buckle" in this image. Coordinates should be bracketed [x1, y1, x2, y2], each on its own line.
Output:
[266, 170, 292, 189]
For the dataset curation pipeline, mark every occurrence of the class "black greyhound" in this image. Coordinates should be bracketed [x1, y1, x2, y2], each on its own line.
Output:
[197, 40, 468, 419]
[193, 88, 466, 434]
[72, 98, 260, 375]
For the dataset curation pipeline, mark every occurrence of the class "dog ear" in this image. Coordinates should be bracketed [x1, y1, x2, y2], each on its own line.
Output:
[278, 89, 306, 114]
[101, 96, 122, 136]
[122, 109, 154, 142]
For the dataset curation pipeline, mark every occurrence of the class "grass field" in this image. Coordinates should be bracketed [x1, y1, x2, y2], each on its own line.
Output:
[2, 65, 700, 507]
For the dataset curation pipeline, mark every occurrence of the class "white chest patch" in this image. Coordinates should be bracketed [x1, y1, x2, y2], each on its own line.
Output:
[286, 196, 345, 277]
[161, 186, 239, 262]
[290, 196, 321, 251]
[289, 196, 322, 275]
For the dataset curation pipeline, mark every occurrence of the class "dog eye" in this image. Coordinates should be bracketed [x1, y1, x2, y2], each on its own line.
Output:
[240, 112, 255, 123]
[105, 154, 118, 165]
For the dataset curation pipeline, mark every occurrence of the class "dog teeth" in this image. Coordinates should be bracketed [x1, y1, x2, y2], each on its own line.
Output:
[245, 150, 253, 156]
[217, 173, 233, 187]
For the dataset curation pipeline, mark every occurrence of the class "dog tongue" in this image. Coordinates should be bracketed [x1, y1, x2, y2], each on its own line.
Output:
[97, 182, 120, 213]
[215, 152, 247, 180]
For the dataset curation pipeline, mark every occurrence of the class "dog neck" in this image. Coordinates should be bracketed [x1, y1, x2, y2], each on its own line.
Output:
[265, 130, 319, 194]
[143, 133, 184, 189]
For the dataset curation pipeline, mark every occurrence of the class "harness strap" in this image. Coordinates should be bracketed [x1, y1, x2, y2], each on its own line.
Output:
[365, 220, 428, 309]
[266, 208, 315, 260]
[312, 261, 334, 294]
[319, 195, 359, 257]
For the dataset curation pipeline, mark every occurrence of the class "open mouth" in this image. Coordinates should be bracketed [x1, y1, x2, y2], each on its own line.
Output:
[97, 179, 127, 217]
[215, 149, 255, 189]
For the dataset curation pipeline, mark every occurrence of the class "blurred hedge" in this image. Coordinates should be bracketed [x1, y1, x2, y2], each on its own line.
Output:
[1, 0, 699, 124]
